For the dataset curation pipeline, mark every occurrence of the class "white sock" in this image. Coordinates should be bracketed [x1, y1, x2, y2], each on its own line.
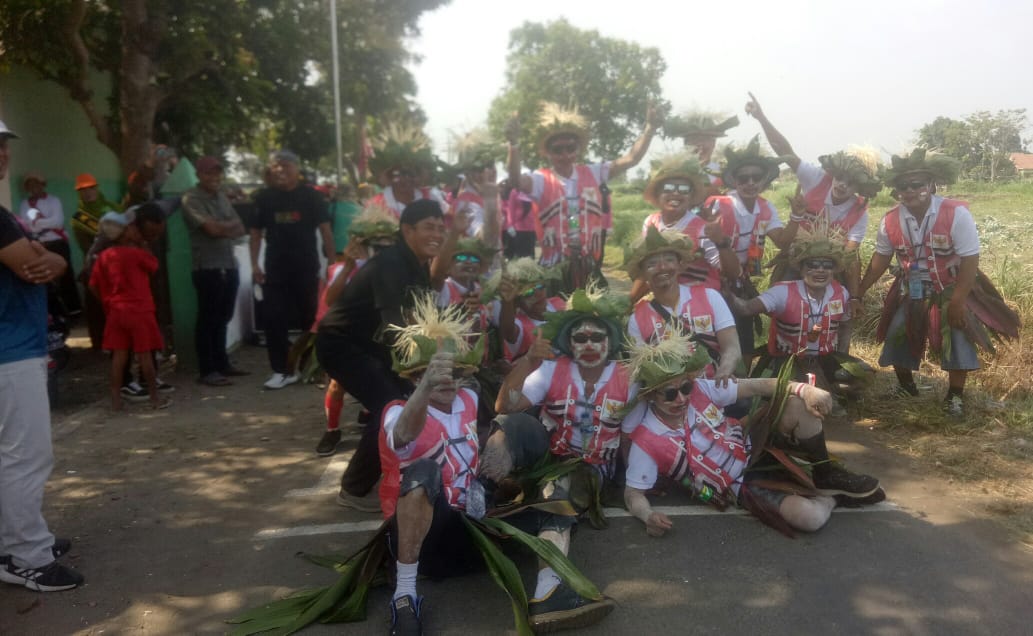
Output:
[393, 561, 419, 601]
[533, 568, 561, 600]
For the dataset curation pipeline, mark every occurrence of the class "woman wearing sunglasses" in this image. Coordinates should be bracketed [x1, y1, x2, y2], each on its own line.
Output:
[621, 328, 882, 539]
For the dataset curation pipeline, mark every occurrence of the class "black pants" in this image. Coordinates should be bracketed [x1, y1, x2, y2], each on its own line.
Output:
[43, 240, 81, 314]
[503, 230, 536, 259]
[316, 332, 411, 496]
[192, 268, 240, 377]
[263, 273, 318, 374]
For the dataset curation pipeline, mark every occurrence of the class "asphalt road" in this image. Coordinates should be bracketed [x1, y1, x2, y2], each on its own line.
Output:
[2, 344, 1031, 635]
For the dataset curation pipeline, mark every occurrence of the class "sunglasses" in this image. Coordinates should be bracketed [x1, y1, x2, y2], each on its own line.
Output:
[571, 332, 607, 344]
[548, 143, 578, 155]
[454, 253, 481, 264]
[660, 381, 694, 402]
[897, 180, 928, 192]
[735, 172, 767, 185]
[520, 283, 546, 298]
[802, 259, 836, 270]
[661, 183, 693, 195]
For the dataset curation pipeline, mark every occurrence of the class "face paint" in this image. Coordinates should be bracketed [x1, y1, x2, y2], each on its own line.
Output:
[570, 321, 609, 368]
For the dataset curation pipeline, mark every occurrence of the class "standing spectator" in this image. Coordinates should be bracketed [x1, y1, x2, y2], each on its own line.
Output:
[72, 174, 119, 350]
[501, 179, 537, 259]
[88, 207, 170, 410]
[330, 183, 360, 254]
[18, 172, 81, 315]
[249, 150, 334, 389]
[181, 156, 248, 386]
[0, 118, 84, 592]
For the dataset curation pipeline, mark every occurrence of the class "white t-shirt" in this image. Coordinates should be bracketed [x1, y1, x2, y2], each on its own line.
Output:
[18, 196, 66, 243]
[382, 185, 449, 217]
[522, 359, 638, 452]
[530, 162, 610, 203]
[641, 211, 722, 270]
[758, 281, 852, 355]
[874, 197, 981, 275]
[796, 161, 869, 244]
[727, 191, 783, 265]
[626, 285, 736, 345]
[452, 184, 486, 238]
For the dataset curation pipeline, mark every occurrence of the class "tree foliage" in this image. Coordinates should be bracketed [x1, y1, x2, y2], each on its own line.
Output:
[488, 19, 668, 169]
[915, 109, 1029, 181]
[0, 0, 446, 176]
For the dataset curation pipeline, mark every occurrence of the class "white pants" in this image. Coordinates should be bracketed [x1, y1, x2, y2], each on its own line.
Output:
[0, 357, 56, 568]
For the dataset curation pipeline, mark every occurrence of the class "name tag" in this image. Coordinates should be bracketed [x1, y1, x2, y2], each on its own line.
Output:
[930, 234, 950, 249]
[827, 299, 844, 315]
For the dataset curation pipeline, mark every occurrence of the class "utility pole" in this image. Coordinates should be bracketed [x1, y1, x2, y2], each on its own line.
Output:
[329, 0, 343, 188]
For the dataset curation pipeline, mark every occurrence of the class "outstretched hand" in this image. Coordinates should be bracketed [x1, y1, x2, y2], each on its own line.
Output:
[799, 383, 833, 418]
[744, 91, 764, 120]
[646, 511, 673, 537]
[421, 348, 456, 394]
[504, 112, 521, 145]
[498, 277, 518, 303]
[645, 101, 663, 128]
[528, 328, 554, 364]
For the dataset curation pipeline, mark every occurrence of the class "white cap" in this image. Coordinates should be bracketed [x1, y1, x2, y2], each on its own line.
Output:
[0, 119, 19, 139]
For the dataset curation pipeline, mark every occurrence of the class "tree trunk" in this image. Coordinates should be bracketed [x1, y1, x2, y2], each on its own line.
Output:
[118, 0, 165, 174]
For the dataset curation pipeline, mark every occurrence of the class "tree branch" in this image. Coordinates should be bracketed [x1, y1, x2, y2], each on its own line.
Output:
[62, 0, 116, 151]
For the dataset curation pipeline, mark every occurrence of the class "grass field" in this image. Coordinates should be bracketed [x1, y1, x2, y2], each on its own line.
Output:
[605, 177, 1033, 543]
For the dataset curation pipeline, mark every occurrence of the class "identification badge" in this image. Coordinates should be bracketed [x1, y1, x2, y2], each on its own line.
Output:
[827, 299, 843, 315]
[602, 398, 625, 421]
[931, 234, 950, 249]
[693, 315, 714, 332]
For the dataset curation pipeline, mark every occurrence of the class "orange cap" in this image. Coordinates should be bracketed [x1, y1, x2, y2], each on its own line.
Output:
[75, 173, 98, 190]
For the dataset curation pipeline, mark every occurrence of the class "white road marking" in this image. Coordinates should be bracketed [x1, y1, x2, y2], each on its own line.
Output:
[253, 502, 898, 540]
[284, 456, 351, 498]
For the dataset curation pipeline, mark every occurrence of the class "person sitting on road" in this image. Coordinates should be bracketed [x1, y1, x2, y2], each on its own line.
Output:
[621, 328, 884, 538]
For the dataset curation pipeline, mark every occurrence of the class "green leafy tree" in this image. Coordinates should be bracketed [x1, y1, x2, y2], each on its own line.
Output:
[0, 0, 446, 175]
[915, 109, 1028, 181]
[488, 19, 668, 169]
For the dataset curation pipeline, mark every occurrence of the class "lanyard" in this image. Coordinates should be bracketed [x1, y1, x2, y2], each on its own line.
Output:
[901, 207, 935, 264]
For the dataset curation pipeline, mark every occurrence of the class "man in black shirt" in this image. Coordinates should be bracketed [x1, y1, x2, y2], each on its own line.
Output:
[317, 199, 466, 511]
[249, 151, 334, 389]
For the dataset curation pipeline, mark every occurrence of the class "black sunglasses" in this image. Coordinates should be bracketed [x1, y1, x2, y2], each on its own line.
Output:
[571, 332, 607, 344]
[660, 381, 694, 402]
[736, 172, 767, 185]
[802, 259, 836, 270]
[548, 142, 578, 155]
[661, 183, 693, 194]
[897, 180, 928, 192]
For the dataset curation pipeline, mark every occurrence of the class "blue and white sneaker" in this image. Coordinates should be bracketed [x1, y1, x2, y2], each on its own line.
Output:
[389, 594, 423, 636]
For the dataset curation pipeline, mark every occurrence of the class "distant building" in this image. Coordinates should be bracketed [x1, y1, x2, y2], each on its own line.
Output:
[1008, 152, 1033, 178]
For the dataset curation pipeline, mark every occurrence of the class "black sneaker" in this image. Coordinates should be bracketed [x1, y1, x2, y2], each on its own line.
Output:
[814, 465, 880, 498]
[120, 383, 150, 403]
[835, 487, 887, 509]
[316, 429, 342, 457]
[528, 583, 615, 633]
[156, 379, 175, 394]
[0, 538, 71, 567]
[389, 594, 423, 636]
[889, 383, 919, 398]
[0, 560, 84, 592]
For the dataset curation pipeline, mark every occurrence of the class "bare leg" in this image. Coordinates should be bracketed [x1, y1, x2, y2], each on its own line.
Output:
[779, 494, 835, 532]
[777, 396, 822, 440]
[138, 351, 159, 408]
[395, 487, 433, 565]
[947, 369, 967, 393]
[111, 350, 129, 410]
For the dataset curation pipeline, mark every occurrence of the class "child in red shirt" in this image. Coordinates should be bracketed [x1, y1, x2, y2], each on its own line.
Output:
[89, 210, 168, 410]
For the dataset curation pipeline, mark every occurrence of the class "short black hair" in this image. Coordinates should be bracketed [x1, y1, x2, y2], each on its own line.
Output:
[134, 202, 166, 227]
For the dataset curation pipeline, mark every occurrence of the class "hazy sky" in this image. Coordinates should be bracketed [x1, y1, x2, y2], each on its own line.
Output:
[407, 0, 1032, 167]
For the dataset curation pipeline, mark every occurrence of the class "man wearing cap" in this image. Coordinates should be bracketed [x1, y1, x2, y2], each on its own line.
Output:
[317, 200, 469, 511]
[72, 173, 120, 349]
[0, 119, 85, 591]
[181, 156, 248, 387]
[18, 171, 81, 315]
[249, 150, 335, 389]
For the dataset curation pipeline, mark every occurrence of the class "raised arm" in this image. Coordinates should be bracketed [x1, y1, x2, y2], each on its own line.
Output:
[744, 92, 801, 171]
[392, 350, 454, 447]
[504, 114, 533, 194]
[495, 334, 552, 413]
[609, 103, 662, 178]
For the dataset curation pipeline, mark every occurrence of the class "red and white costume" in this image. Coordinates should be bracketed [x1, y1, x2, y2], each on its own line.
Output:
[378, 387, 480, 519]
[530, 163, 609, 266]
[504, 297, 566, 361]
[521, 358, 637, 465]
[705, 191, 783, 273]
[641, 211, 723, 289]
[796, 162, 869, 244]
[370, 185, 449, 221]
[758, 280, 850, 357]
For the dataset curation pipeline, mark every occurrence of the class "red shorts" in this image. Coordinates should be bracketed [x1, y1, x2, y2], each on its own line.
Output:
[102, 310, 164, 353]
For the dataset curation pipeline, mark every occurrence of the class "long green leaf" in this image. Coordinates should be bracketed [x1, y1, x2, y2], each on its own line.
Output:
[228, 588, 327, 635]
[478, 517, 603, 602]
[461, 515, 534, 636]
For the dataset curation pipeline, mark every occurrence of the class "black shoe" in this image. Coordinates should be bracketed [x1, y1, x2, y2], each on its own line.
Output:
[357, 409, 372, 425]
[120, 383, 149, 403]
[221, 365, 251, 377]
[528, 583, 615, 633]
[389, 595, 423, 636]
[316, 429, 342, 457]
[835, 487, 887, 509]
[889, 383, 919, 398]
[0, 538, 71, 567]
[814, 465, 880, 498]
[0, 560, 84, 592]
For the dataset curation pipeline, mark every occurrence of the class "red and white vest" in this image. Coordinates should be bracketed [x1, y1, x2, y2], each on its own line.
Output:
[378, 388, 480, 519]
[440, 278, 490, 360]
[766, 280, 848, 357]
[882, 199, 966, 292]
[686, 387, 749, 495]
[705, 194, 776, 272]
[541, 358, 632, 465]
[629, 286, 721, 375]
[630, 417, 692, 482]
[504, 297, 566, 361]
[642, 211, 722, 289]
[536, 166, 606, 266]
[801, 173, 868, 236]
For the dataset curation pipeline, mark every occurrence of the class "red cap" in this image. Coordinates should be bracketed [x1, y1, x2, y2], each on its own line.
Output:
[75, 173, 98, 190]
[195, 156, 223, 174]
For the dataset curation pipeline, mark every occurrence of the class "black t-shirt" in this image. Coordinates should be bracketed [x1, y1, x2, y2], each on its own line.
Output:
[0, 206, 26, 248]
[251, 185, 329, 277]
[318, 239, 431, 345]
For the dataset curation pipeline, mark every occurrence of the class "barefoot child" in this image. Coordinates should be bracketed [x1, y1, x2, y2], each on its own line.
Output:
[89, 205, 169, 410]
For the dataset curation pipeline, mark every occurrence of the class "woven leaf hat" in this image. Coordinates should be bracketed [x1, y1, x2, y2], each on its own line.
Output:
[623, 225, 700, 281]
[535, 102, 590, 156]
[662, 110, 740, 140]
[786, 216, 848, 272]
[388, 293, 485, 378]
[348, 204, 399, 243]
[368, 121, 435, 180]
[722, 135, 784, 187]
[623, 326, 711, 394]
[539, 281, 631, 359]
[817, 145, 883, 199]
[453, 236, 498, 262]
[454, 128, 501, 172]
[882, 148, 961, 188]
[643, 153, 711, 208]
[480, 257, 563, 302]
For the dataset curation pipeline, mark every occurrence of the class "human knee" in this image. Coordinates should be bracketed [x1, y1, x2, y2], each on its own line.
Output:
[778, 397, 822, 439]
[399, 458, 443, 504]
[781, 496, 831, 532]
